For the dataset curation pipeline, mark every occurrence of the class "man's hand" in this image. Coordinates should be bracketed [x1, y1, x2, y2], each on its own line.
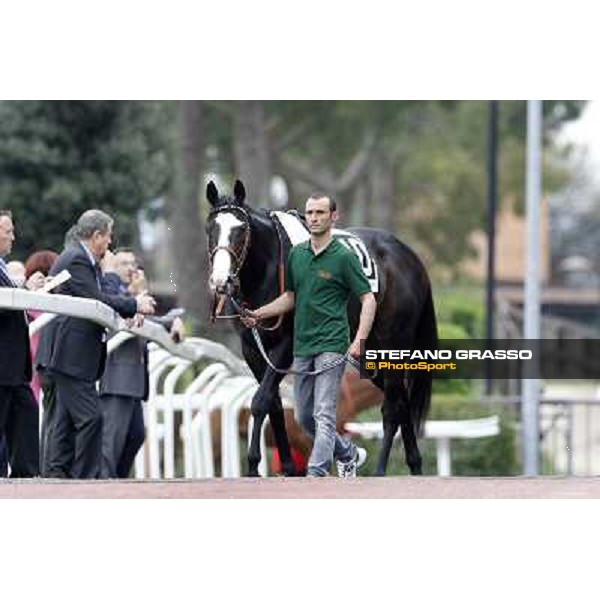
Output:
[240, 309, 260, 328]
[348, 339, 362, 360]
[170, 317, 186, 343]
[25, 271, 46, 291]
[127, 313, 145, 328]
[129, 269, 147, 295]
[135, 291, 156, 315]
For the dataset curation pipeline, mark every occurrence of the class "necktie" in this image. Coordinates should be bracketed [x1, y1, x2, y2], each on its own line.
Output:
[0, 259, 14, 287]
[0, 258, 28, 324]
[94, 264, 102, 290]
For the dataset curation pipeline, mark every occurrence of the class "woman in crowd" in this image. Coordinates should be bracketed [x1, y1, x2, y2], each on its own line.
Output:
[24, 250, 58, 402]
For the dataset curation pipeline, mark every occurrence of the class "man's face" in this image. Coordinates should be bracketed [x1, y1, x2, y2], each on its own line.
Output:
[114, 251, 137, 284]
[89, 224, 113, 261]
[0, 216, 15, 258]
[305, 197, 336, 236]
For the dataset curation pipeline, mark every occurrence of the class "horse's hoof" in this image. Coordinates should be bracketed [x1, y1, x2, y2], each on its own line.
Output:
[281, 461, 298, 477]
[246, 463, 261, 477]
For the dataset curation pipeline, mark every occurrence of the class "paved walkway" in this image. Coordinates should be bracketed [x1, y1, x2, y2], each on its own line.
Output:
[2, 477, 600, 499]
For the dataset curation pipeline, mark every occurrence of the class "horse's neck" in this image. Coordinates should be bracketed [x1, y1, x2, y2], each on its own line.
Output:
[239, 210, 284, 306]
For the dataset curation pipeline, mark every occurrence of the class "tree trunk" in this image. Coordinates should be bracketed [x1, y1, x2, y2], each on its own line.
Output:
[369, 158, 397, 232]
[166, 100, 208, 334]
[232, 101, 272, 207]
[348, 182, 368, 227]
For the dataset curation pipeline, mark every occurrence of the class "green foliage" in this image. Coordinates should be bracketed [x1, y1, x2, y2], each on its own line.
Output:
[434, 284, 485, 338]
[355, 396, 519, 476]
[394, 101, 585, 271]
[431, 284, 485, 394]
[0, 101, 172, 259]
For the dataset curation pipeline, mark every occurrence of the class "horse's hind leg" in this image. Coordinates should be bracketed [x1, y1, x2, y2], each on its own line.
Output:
[375, 380, 401, 476]
[397, 380, 423, 475]
[376, 378, 423, 476]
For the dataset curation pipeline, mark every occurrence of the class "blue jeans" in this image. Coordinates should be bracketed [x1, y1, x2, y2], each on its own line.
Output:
[293, 352, 356, 476]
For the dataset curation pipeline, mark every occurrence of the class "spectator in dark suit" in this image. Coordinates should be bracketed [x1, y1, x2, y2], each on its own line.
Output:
[100, 250, 185, 478]
[37, 227, 82, 475]
[0, 210, 40, 477]
[42, 209, 156, 479]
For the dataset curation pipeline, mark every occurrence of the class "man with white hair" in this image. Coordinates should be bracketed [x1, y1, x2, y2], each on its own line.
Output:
[42, 209, 157, 479]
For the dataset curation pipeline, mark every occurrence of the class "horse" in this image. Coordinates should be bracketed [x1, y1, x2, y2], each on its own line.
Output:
[206, 179, 437, 476]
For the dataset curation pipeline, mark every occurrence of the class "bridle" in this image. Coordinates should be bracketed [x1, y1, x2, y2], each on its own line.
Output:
[208, 203, 284, 331]
[208, 203, 252, 290]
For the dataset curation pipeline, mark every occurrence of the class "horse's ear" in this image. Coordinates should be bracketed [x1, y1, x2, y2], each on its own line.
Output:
[233, 179, 246, 204]
[206, 181, 219, 206]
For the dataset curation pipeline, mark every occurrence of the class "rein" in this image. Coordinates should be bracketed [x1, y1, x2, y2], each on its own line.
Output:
[226, 288, 361, 376]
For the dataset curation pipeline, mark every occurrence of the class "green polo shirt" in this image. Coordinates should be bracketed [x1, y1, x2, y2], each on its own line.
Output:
[285, 237, 372, 357]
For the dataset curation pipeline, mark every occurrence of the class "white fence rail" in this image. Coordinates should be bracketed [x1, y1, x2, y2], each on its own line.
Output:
[0, 287, 267, 477]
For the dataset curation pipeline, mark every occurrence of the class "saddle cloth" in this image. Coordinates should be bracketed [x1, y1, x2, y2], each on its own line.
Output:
[270, 210, 379, 293]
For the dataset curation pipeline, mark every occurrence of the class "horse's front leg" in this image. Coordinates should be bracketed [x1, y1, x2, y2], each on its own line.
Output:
[247, 385, 269, 477]
[247, 389, 295, 476]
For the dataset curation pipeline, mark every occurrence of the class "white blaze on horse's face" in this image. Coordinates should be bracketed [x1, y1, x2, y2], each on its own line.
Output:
[209, 212, 246, 291]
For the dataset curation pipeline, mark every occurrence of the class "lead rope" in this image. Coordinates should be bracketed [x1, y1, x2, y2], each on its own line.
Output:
[226, 290, 360, 376]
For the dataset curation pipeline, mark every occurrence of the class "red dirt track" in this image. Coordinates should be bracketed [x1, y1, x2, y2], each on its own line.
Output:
[2, 477, 600, 499]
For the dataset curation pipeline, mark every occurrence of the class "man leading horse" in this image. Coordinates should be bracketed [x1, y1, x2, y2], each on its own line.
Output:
[241, 193, 377, 477]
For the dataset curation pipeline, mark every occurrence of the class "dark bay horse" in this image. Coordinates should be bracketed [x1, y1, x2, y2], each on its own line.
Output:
[206, 179, 437, 476]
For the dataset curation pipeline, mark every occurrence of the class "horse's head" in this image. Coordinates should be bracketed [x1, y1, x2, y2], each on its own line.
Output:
[206, 179, 251, 295]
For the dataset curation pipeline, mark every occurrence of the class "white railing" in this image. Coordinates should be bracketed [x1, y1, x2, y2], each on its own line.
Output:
[0, 287, 199, 362]
[1, 287, 268, 478]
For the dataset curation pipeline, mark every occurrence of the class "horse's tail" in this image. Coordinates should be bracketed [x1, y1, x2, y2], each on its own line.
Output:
[410, 284, 438, 436]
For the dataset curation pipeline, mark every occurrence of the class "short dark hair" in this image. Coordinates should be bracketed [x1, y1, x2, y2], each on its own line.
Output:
[0, 210, 13, 220]
[308, 193, 336, 212]
[114, 248, 143, 269]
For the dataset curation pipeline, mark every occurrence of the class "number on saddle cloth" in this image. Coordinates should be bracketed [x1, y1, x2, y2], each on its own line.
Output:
[270, 211, 380, 293]
[332, 230, 379, 293]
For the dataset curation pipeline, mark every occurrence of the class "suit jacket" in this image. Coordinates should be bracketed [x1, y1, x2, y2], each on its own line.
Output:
[99, 336, 150, 400]
[44, 243, 137, 382]
[0, 267, 31, 386]
[99, 275, 180, 400]
[99, 272, 148, 399]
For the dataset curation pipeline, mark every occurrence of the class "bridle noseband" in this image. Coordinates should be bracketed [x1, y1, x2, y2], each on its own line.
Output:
[208, 203, 252, 286]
